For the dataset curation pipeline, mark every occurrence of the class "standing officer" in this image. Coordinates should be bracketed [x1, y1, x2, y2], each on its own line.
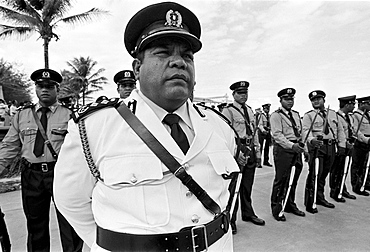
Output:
[302, 90, 346, 214]
[350, 96, 370, 196]
[0, 69, 82, 251]
[270, 88, 306, 221]
[222, 81, 265, 234]
[53, 2, 240, 251]
[329, 95, 357, 201]
[114, 69, 137, 99]
[258, 103, 272, 167]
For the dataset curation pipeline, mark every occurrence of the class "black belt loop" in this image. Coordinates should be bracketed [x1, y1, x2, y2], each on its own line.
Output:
[96, 211, 230, 251]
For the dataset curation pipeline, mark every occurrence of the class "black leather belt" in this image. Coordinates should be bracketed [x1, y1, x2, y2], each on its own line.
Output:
[96, 211, 230, 252]
[29, 162, 56, 172]
[322, 139, 336, 145]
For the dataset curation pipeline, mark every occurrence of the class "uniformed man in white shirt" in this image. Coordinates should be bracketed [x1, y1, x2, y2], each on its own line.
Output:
[222, 81, 265, 234]
[329, 95, 357, 201]
[350, 96, 370, 196]
[53, 2, 239, 251]
[302, 90, 346, 214]
[0, 69, 82, 251]
[114, 70, 136, 99]
[270, 88, 306, 221]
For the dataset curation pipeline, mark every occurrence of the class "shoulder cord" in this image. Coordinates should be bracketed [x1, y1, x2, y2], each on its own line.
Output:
[78, 119, 102, 181]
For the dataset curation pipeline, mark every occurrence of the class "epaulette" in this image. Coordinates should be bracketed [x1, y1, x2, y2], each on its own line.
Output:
[19, 103, 35, 111]
[291, 109, 300, 116]
[225, 103, 234, 108]
[72, 98, 120, 122]
[275, 108, 282, 113]
[193, 103, 206, 118]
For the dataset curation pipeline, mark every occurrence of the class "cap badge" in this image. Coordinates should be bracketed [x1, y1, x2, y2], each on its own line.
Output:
[165, 10, 183, 28]
[42, 71, 50, 79]
[124, 72, 131, 78]
[312, 91, 317, 96]
[287, 89, 292, 93]
[240, 82, 246, 86]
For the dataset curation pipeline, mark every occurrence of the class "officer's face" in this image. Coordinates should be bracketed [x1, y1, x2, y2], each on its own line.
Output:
[117, 82, 136, 99]
[133, 37, 195, 112]
[280, 97, 294, 110]
[311, 97, 324, 109]
[35, 81, 58, 106]
[233, 91, 248, 104]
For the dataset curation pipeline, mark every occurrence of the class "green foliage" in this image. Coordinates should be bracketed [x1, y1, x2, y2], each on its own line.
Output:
[0, 58, 33, 103]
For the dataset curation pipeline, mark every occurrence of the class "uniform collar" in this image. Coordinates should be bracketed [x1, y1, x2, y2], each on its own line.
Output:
[233, 101, 245, 108]
[35, 101, 59, 113]
[280, 107, 291, 113]
[138, 91, 192, 129]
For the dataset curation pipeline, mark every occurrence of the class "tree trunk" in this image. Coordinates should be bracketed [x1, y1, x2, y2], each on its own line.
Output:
[44, 38, 49, 69]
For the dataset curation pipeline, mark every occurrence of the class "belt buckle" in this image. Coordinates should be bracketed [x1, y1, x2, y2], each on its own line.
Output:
[191, 225, 208, 252]
[328, 139, 332, 145]
[41, 163, 48, 172]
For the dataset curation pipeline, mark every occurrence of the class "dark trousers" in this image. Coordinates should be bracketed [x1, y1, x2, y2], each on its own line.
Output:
[230, 147, 257, 222]
[329, 148, 352, 196]
[21, 168, 83, 252]
[271, 144, 303, 212]
[304, 144, 335, 207]
[350, 141, 370, 192]
[258, 131, 271, 163]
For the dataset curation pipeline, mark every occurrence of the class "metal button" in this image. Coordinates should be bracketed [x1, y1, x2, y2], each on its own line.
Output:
[186, 191, 193, 198]
[183, 163, 190, 169]
[130, 175, 137, 183]
[191, 214, 200, 224]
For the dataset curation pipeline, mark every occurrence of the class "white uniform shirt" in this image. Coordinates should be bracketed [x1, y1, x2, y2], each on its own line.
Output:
[53, 90, 239, 251]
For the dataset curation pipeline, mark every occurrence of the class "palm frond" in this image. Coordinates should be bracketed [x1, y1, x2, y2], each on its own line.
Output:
[57, 8, 109, 26]
[0, 6, 40, 26]
[43, 0, 71, 23]
[0, 25, 35, 40]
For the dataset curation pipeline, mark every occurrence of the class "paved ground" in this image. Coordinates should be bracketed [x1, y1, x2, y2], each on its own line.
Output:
[1, 161, 369, 251]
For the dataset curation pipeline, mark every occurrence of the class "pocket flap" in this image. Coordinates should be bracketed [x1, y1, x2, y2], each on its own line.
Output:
[207, 150, 239, 175]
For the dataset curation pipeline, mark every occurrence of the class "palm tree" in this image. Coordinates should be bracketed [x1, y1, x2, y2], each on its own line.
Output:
[0, 0, 108, 68]
[65, 56, 108, 105]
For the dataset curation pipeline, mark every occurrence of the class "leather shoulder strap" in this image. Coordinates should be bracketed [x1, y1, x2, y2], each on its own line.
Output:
[116, 103, 221, 215]
[31, 107, 58, 159]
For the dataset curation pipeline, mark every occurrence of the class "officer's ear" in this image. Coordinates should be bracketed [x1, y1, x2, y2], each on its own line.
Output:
[132, 59, 141, 80]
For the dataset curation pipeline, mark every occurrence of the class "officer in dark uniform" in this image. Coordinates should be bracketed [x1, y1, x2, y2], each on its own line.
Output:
[270, 88, 306, 221]
[114, 70, 137, 99]
[302, 90, 346, 214]
[0, 69, 83, 251]
[222, 81, 265, 234]
[350, 96, 370, 196]
[329, 95, 357, 202]
[258, 103, 272, 167]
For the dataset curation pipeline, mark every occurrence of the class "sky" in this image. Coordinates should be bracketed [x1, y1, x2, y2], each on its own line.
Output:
[1, 0, 370, 114]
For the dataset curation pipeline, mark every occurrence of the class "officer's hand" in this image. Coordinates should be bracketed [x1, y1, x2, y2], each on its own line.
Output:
[304, 152, 310, 162]
[346, 141, 354, 150]
[292, 143, 304, 153]
[256, 157, 261, 166]
[237, 153, 247, 166]
[310, 137, 323, 148]
[337, 147, 346, 156]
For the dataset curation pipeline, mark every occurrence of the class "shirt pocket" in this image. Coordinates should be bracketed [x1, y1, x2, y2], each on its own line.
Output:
[100, 154, 169, 227]
[21, 127, 37, 144]
[207, 150, 239, 176]
[50, 123, 68, 142]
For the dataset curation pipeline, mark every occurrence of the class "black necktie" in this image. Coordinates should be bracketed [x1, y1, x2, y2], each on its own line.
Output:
[288, 110, 300, 137]
[163, 114, 190, 154]
[345, 114, 353, 138]
[33, 107, 49, 157]
[321, 111, 330, 134]
[241, 104, 252, 135]
[266, 113, 270, 128]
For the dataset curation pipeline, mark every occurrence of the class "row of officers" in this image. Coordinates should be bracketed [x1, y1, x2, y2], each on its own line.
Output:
[0, 2, 369, 250]
[222, 81, 370, 234]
